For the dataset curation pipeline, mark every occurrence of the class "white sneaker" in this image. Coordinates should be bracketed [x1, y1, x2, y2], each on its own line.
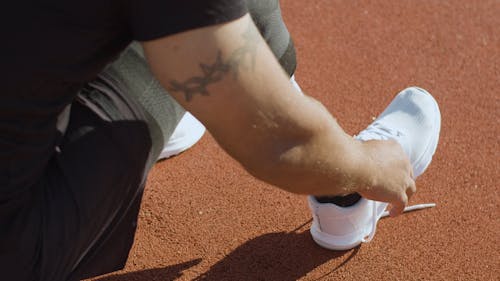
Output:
[290, 75, 303, 94]
[158, 112, 206, 159]
[308, 87, 441, 250]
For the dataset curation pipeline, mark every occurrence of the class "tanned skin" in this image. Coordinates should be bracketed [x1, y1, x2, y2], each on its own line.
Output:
[143, 14, 415, 216]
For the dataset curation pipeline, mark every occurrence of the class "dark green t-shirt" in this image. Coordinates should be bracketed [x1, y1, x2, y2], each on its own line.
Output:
[0, 0, 247, 199]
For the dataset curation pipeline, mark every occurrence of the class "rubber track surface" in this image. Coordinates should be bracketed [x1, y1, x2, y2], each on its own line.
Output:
[90, 1, 499, 280]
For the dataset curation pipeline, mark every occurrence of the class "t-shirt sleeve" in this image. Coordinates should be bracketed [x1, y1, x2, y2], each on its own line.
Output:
[129, 0, 248, 41]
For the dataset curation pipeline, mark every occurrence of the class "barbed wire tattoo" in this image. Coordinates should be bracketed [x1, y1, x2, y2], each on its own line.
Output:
[168, 21, 259, 102]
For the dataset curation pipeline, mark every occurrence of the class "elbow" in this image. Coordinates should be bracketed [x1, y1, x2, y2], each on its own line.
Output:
[239, 139, 316, 195]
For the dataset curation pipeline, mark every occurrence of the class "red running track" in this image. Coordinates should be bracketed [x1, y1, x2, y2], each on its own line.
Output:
[90, 1, 499, 280]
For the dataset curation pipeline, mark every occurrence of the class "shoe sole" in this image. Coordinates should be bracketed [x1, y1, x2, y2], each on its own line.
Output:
[310, 226, 363, 250]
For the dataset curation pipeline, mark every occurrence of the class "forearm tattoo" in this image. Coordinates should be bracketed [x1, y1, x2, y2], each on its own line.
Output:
[168, 21, 260, 102]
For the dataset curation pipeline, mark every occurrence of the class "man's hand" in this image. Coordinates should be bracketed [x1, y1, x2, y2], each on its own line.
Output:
[357, 139, 416, 216]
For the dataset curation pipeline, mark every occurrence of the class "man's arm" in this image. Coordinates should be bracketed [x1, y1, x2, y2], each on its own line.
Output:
[142, 14, 415, 216]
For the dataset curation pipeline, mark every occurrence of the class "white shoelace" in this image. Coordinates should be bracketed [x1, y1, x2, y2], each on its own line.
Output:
[362, 202, 436, 243]
[356, 122, 405, 142]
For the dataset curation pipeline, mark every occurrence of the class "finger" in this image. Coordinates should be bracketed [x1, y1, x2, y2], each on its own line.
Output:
[389, 193, 408, 217]
[406, 179, 417, 200]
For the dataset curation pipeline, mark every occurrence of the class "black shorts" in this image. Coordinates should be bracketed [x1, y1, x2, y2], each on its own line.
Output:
[1, 81, 158, 281]
[0, 1, 297, 280]
[248, 0, 297, 76]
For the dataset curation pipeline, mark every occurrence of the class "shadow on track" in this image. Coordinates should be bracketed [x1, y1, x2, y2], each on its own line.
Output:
[92, 258, 202, 281]
[194, 219, 359, 281]
[92, 219, 358, 280]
